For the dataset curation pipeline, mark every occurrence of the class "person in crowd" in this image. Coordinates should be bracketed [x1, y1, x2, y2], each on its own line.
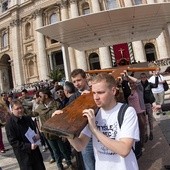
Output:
[123, 71, 146, 158]
[55, 85, 69, 108]
[50, 80, 59, 100]
[63, 81, 76, 103]
[1, 93, 10, 108]
[139, 72, 158, 141]
[19, 89, 33, 115]
[5, 100, 46, 170]
[51, 81, 76, 116]
[34, 89, 73, 170]
[148, 67, 166, 115]
[125, 72, 159, 141]
[68, 68, 95, 170]
[32, 92, 51, 154]
[67, 73, 139, 170]
[0, 93, 11, 153]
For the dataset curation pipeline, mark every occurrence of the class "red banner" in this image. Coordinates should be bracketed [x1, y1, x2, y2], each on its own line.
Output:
[113, 43, 130, 65]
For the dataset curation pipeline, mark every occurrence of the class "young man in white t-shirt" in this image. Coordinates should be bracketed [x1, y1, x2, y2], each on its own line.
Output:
[67, 73, 139, 170]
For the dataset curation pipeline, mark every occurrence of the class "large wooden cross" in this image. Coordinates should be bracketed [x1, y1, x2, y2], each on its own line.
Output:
[43, 66, 158, 138]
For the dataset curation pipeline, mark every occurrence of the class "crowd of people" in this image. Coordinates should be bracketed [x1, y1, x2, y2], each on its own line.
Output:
[0, 66, 169, 170]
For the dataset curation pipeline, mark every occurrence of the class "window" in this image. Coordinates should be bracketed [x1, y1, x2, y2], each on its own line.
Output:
[28, 60, 34, 77]
[50, 13, 57, 24]
[82, 2, 90, 15]
[25, 22, 31, 38]
[2, 32, 8, 48]
[134, 0, 142, 5]
[2, 0, 8, 12]
[106, 0, 118, 9]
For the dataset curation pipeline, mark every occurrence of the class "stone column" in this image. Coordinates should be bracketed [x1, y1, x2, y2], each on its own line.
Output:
[156, 32, 169, 59]
[124, 0, 133, 7]
[35, 10, 49, 80]
[75, 50, 88, 71]
[124, 1, 146, 62]
[157, 0, 164, 3]
[62, 44, 71, 80]
[146, 0, 155, 3]
[132, 41, 146, 62]
[61, 2, 76, 71]
[10, 19, 24, 87]
[70, 0, 87, 70]
[48, 53, 54, 70]
[91, 0, 100, 13]
[91, 0, 112, 68]
[166, 23, 170, 55]
[99, 48, 112, 69]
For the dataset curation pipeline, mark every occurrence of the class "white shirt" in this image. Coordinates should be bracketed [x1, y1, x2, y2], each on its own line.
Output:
[148, 75, 165, 93]
[82, 103, 139, 170]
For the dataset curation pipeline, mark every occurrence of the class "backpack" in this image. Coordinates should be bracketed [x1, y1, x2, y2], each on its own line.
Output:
[117, 103, 142, 159]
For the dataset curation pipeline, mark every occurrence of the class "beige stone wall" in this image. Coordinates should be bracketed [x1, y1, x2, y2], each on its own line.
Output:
[0, 0, 169, 92]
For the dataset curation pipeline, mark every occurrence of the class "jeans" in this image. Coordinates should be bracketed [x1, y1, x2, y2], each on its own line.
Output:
[81, 138, 95, 170]
[41, 132, 55, 160]
[48, 138, 72, 168]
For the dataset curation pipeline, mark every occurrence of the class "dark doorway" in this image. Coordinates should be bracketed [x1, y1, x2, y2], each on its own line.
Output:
[0, 54, 13, 90]
[145, 43, 156, 62]
[89, 53, 100, 70]
[51, 50, 64, 71]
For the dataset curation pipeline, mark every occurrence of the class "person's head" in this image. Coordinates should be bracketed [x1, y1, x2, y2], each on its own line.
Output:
[63, 81, 76, 97]
[70, 69, 87, 91]
[91, 73, 117, 110]
[11, 100, 24, 118]
[39, 89, 52, 103]
[129, 79, 137, 90]
[33, 91, 40, 104]
[21, 89, 28, 99]
[140, 73, 148, 83]
[55, 85, 65, 100]
[1, 93, 7, 101]
[7, 95, 13, 103]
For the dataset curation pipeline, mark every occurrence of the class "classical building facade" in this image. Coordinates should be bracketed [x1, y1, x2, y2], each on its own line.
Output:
[0, 0, 170, 92]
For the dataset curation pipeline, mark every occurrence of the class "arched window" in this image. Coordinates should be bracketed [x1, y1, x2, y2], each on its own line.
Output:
[82, 2, 90, 15]
[134, 0, 142, 5]
[106, 0, 118, 9]
[50, 13, 57, 24]
[2, 32, 8, 48]
[145, 43, 156, 62]
[28, 60, 34, 77]
[89, 53, 101, 70]
[25, 22, 31, 38]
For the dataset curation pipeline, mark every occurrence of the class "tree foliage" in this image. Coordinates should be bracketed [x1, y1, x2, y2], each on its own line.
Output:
[48, 68, 64, 82]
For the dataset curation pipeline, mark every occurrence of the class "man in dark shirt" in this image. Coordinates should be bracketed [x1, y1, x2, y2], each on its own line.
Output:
[5, 100, 45, 170]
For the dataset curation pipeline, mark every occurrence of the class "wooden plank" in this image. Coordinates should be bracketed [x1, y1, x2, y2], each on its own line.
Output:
[43, 92, 96, 138]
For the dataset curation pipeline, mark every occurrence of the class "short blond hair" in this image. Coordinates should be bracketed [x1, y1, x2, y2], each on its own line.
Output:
[91, 73, 116, 89]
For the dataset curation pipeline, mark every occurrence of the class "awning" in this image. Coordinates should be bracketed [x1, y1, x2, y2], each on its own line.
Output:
[37, 3, 170, 51]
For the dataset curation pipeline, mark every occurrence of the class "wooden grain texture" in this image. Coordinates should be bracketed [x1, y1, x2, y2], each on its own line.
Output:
[43, 93, 96, 138]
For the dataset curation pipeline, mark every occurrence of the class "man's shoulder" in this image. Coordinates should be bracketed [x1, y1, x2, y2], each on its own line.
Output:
[68, 91, 81, 104]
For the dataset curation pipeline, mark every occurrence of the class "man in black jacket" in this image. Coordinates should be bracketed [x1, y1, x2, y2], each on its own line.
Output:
[5, 100, 45, 170]
[140, 72, 159, 140]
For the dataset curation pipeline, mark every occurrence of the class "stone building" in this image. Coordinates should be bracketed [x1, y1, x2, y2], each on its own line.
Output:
[0, 0, 170, 92]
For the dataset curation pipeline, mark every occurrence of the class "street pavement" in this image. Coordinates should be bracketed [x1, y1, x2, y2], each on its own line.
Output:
[1, 112, 170, 170]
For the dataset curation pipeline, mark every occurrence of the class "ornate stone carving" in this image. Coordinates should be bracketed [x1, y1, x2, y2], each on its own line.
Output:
[10, 19, 21, 27]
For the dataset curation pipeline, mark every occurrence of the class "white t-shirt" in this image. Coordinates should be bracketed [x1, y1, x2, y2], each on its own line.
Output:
[148, 75, 164, 93]
[82, 103, 139, 170]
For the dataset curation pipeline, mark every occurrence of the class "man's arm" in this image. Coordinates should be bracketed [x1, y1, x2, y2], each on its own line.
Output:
[67, 133, 90, 152]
